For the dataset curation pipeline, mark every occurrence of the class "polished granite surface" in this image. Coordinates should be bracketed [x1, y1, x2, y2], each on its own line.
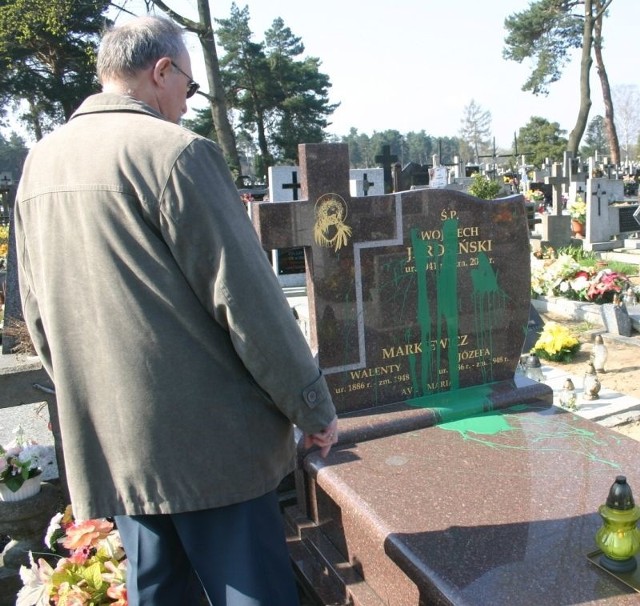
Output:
[296, 403, 640, 605]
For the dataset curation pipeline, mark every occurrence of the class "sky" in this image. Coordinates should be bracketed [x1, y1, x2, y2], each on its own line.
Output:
[160, 0, 640, 150]
[9, 0, 640, 150]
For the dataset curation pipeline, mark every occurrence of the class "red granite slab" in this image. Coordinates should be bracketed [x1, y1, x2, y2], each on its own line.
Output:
[288, 403, 640, 605]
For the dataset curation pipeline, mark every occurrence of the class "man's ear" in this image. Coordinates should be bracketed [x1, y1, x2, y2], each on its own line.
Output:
[152, 57, 172, 89]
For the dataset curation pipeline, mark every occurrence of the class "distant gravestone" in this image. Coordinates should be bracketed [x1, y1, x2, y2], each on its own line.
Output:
[252, 143, 532, 414]
[349, 168, 384, 197]
[267, 166, 306, 287]
[399, 162, 430, 190]
[268, 166, 302, 202]
[601, 302, 633, 337]
[428, 165, 448, 188]
[374, 145, 398, 194]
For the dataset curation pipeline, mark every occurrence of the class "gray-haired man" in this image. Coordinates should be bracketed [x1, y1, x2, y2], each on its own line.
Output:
[15, 16, 337, 605]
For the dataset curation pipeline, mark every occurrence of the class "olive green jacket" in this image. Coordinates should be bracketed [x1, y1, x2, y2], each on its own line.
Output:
[15, 93, 335, 520]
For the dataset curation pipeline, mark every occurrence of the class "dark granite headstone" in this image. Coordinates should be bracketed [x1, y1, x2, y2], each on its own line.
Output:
[252, 143, 533, 414]
[399, 162, 430, 190]
[521, 303, 544, 354]
[252, 144, 610, 606]
[601, 303, 633, 337]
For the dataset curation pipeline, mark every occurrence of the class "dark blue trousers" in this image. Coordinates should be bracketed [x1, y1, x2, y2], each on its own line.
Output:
[115, 491, 300, 606]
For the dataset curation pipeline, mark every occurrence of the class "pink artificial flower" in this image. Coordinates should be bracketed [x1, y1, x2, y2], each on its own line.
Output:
[107, 583, 128, 605]
[66, 546, 92, 565]
[62, 519, 114, 551]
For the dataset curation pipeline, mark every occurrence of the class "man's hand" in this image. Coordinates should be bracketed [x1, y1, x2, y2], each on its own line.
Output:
[303, 416, 338, 458]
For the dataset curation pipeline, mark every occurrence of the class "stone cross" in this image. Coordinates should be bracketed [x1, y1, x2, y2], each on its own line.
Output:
[375, 145, 398, 194]
[251, 143, 531, 413]
[544, 163, 567, 215]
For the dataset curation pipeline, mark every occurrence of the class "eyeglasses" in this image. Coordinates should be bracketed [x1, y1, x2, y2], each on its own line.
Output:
[170, 61, 200, 99]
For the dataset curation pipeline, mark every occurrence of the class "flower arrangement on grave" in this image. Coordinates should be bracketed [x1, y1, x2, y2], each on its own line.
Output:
[0, 223, 8, 270]
[586, 268, 634, 304]
[17, 505, 128, 606]
[525, 189, 545, 203]
[623, 174, 638, 196]
[530, 252, 635, 304]
[531, 321, 581, 363]
[0, 425, 48, 493]
[568, 194, 587, 224]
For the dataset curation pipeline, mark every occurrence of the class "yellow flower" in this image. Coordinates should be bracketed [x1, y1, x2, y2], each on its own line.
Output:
[532, 322, 580, 362]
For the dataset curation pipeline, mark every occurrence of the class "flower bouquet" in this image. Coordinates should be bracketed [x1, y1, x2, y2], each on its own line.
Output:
[531, 322, 581, 363]
[0, 426, 48, 497]
[568, 195, 586, 224]
[585, 269, 632, 304]
[526, 189, 545, 203]
[17, 506, 128, 605]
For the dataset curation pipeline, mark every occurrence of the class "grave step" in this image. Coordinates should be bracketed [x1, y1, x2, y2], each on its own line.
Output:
[286, 507, 386, 606]
[599, 249, 640, 265]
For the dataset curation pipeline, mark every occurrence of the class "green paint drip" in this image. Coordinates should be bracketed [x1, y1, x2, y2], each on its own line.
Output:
[409, 219, 460, 397]
[438, 219, 460, 390]
[411, 229, 434, 397]
[470, 253, 507, 383]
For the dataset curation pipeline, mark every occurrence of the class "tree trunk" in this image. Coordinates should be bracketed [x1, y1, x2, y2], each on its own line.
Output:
[567, 0, 594, 155]
[254, 106, 273, 169]
[150, 0, 242, 179]
[593, 1, 620, 165]
[195, 0, 241, 178]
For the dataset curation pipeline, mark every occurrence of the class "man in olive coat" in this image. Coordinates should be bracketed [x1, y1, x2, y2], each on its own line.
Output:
[15, 16, 337, 605]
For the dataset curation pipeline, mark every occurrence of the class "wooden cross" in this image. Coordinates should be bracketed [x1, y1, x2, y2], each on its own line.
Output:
[375, 145, 398, 194]
[282, 170, 302, 201]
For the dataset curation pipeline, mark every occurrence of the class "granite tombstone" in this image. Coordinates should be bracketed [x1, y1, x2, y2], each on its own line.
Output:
[253, 143, 534, 415]
[251, 144, 640, 606]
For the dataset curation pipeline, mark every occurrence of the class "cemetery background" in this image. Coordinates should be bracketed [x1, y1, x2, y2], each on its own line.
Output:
[3, 138, 640, 602]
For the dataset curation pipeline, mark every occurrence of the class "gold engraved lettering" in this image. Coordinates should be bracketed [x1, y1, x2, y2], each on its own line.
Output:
[349, 364, 401, 380]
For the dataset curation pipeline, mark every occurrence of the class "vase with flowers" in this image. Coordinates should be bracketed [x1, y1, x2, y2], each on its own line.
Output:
[0, 426, 47, 501]
[568, 194, 587, 236]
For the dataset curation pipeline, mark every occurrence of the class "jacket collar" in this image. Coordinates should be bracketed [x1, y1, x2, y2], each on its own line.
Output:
[71, 93, 166, 122]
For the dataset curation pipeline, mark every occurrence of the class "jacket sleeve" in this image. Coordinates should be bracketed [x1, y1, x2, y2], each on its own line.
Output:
[159, 138, 336, 434]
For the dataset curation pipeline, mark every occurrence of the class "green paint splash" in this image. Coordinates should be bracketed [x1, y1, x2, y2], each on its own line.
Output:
[407, 383, 495, 424]
[439, 411, 513, 436]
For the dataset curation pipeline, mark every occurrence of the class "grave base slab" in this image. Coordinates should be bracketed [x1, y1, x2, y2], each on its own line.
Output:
[288, 397, 640, 606]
